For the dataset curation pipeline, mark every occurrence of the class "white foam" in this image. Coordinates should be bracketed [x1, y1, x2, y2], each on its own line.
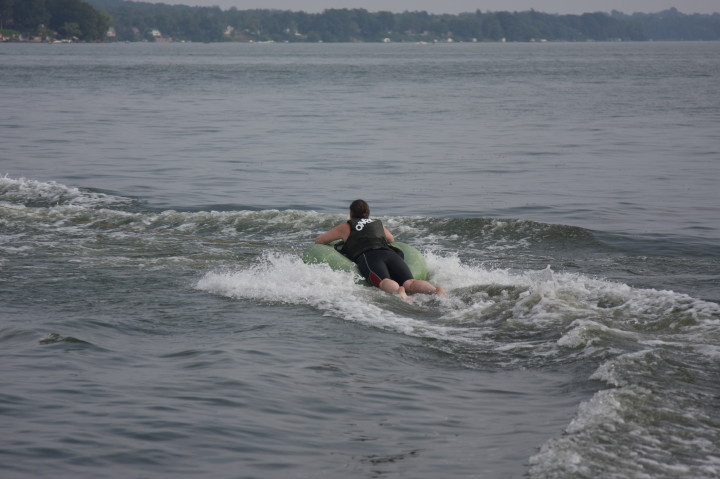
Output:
[0, 176, 133, 208]
[194, 248, 717, 365]
[196, 252, 483, 342]
[530, 377, 720, 479]
[566, 388, 626, 434]
[422, 251, 520, 291]
[558, 319, 638, 349]
[196, 247, 719, 357]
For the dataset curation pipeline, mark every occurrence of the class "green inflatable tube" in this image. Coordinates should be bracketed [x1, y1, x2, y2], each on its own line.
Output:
[302, 241, 428, 283]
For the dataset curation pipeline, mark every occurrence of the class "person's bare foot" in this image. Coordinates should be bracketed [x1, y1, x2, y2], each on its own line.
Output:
[398, 287, 413, 303]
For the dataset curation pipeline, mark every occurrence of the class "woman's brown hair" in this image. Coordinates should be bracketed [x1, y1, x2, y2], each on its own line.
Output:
[349, 199, 370, 219]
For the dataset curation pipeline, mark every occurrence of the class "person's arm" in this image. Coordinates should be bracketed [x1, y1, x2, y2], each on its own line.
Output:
[384, 227, 395, 243]
[315, 223, 350, 244]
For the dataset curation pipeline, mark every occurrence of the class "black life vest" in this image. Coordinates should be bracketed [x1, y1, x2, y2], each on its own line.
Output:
[340, 218, 390, 261]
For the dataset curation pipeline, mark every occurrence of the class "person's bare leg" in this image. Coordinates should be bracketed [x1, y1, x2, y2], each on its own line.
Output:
[397, 286, 411, 303]
[379, 279, 411, 302]
[403, 279, 446, 296]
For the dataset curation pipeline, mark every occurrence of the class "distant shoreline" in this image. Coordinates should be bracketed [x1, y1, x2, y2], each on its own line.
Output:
[4, 1, 720, 44]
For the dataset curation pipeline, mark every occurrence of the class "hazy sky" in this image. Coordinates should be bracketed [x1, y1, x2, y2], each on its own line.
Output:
[141, 1, 719, 15]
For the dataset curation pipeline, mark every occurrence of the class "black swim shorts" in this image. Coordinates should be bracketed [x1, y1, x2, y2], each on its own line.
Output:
[355, 249, 414, 288]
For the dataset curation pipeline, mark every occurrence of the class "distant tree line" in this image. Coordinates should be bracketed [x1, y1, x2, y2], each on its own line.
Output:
[0, 0, 109, 41]
[2, 0, 719, 43]
[90, 1, 720, 43]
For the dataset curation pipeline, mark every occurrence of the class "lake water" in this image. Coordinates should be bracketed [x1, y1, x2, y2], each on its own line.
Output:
[1, 41, 719, 478]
